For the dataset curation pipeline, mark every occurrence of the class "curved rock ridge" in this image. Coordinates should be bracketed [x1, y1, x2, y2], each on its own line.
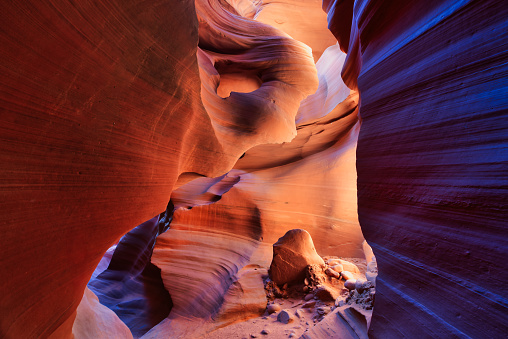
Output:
[142, 37, 363, 338]
[0, 0, 320, 336]
[72, 287, 133, 339]
[325, 0, 508, 337]
[87, 215, 172, 338]
[196, 0, 319, 158]
[145, 188, 264, 338]
[243, 0, 338, 62]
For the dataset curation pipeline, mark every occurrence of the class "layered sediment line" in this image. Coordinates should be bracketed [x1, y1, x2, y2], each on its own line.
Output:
[325, 0, 508, 337]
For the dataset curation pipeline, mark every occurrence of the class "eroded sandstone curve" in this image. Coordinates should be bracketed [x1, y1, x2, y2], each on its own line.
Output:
[325, 0, 508, 337]
[196, 0, 319, 158]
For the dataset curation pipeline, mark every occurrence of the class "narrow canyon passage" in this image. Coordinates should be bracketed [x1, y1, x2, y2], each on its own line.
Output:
[0, 0, 506, 338]
[86, 1, 371, 336]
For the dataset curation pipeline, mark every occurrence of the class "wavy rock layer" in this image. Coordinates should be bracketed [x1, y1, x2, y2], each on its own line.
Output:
[0, 0, 245, 337]
[0, 0, 322, 336]
[197, 0, 319, 157]
[325, 0, 508, 337]
[88, 215, 172, 338]
[144, 43, 362, 337]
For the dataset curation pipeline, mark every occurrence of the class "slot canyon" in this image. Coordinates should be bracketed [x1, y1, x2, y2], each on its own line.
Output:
[0, 0, 506, 338]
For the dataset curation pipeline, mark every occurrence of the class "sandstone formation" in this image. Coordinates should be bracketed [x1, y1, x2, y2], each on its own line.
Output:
[87, 215, 172, 338]
[1, 0, 506, 338]
[72, 288, 133, 339]
[325, 0, 508, 337]
[269, 229, 325, 285]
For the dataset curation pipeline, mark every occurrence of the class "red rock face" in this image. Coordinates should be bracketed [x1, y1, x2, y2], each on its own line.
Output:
[0, 1, 236, 337]
[0, 0, 324, 337]
[326, 0, 508, 337]
[3, 0, 505, 337]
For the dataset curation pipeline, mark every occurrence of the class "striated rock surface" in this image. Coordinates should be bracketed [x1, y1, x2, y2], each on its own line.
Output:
[87, 215, 172, 338]
[0, 0, 319, 337]
[0, 0, 240, 337]
[72, 288, 133, 339]
[196, 0, 319, 158]
[326, 0, 508, 337]
[269, 229, 325, 286]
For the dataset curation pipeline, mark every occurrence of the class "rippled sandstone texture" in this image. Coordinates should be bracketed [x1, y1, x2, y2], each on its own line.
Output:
[324, 0, 508, 337]
[0, 0, 317, 337]
[1, 0, 507, 338]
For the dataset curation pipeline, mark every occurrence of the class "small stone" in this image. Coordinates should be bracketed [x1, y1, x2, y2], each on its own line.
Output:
[295, 309, 305, 318]
[314, 285, 339, 301]
[335, 298, 345, 307]
[302, 300, 316, 308]
[267, 303, 281, 314]
[261, 329, 270, 335]
[316, 306, 330, 315]
[303, 286, 309, 293]
[341, 271, 354, 281]
[326, 259, 340, 266]
[325, 267, 340, 279]
[304, 278, 309, 286]
[277, 309, 295, 324]
[355, 279, 366, 292]
[250, 335, 257, 338]
[289, 334, 295, 338]
[344, 279, 357, 290]
[304, 293, 314, 301]
[332, 264, 344, 273]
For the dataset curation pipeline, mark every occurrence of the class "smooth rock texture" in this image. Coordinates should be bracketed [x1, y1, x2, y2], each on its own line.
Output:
[72, 288, 133, 339]
[87, 215, 172, 338]
[269, 229, 325, 286]
[325, 0, 508, 337]
[3, 0, 506, 337]
[0, 1, 239, 337]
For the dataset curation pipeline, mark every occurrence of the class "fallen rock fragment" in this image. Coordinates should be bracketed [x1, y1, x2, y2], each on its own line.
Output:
[269, 229, 325, 286]
[302, 300, 316, 308]
[325, 267, 340, 279]
[316, 306, 331, 316]
[277, 309, 295, 324]
[305, 264, 327, 287]
[328, 259, 360, 273]
[267, 303, 281, 314]
[261, 329, 270, 335]
[331, 264, 344, 273]
[314, 285, 340, 301]
[295, 309, 305, 318]
[344, 279, 357, 290]
[341, 271, 354, 281]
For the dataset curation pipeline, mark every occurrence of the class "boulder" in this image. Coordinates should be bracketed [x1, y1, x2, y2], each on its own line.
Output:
[269, 229, 325, 286]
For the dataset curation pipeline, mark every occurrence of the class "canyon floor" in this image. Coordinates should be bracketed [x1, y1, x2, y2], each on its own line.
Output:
[203, 257, 372, 339]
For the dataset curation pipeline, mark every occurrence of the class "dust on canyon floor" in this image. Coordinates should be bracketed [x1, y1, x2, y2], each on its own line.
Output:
[202, 256, 375, 339]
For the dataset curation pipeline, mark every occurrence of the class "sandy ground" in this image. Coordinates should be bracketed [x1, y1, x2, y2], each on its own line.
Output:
[203, 256, 371, 339]
[203, 297, 326, 339]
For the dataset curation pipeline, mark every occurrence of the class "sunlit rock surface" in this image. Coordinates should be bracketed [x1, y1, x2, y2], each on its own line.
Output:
[269, 229, 325, 286]
[72, 288, 133, 339]
[88, 215, 172, 338]
[0, 1, 235, 337]
[1, 0, 506, 338]
[145, 43, 361, 337]
[325, 0, 508, 337]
